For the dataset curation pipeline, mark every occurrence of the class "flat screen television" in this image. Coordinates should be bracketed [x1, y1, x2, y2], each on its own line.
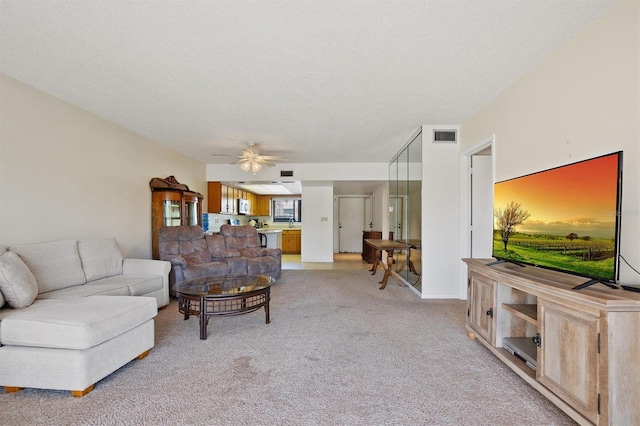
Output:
[491, 151, 623, 289]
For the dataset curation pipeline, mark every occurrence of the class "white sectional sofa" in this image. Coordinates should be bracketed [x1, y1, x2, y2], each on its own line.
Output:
[0, 238, 170, 396]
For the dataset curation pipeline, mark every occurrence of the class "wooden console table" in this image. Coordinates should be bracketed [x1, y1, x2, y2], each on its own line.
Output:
[365, 239, 411, 289]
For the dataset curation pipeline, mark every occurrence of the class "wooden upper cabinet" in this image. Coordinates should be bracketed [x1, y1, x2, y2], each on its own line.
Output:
[208, 182, 272, 217]
[247, 192, 258, 216]
[257, 195, 272, 216]
[207, 182, 223, 213]
[208, 182, 236, 213]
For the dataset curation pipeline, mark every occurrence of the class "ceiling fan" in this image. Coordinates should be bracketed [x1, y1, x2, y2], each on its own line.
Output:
[212, 142, 287, 173]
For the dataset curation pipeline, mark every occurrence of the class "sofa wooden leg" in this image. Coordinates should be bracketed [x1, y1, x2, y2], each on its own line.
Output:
[71, 384, 94, 397]
[136, 349, 150, 360]
[4, 386, 22, 393]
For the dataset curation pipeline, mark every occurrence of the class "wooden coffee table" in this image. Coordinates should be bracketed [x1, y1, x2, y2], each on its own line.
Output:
[174, 274, 274, 340]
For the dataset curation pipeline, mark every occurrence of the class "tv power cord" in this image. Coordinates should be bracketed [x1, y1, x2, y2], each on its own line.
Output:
[619, 255, 640, 292]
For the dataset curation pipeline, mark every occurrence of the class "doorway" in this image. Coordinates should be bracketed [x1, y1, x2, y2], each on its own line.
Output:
[338, 196, 372, 253]
[459, 136, 494, 298]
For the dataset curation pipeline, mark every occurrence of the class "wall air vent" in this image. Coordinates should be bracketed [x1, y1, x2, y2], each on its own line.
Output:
[433, 129, 457, 144]
[280, 170, 294, 177]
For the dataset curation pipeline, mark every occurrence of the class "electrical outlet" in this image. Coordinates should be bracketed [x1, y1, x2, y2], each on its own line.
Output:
[320, 217, 328, 221]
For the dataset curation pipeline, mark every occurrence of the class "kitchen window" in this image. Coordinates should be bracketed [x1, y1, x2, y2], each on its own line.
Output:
[272, 199, 302, 223]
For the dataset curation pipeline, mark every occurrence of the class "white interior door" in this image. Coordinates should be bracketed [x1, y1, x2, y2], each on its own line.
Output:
[339, 197, 365, 252]
[471, 154, 493, 257]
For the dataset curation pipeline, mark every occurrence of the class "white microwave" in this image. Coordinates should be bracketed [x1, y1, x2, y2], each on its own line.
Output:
[238, 198, 249, 215]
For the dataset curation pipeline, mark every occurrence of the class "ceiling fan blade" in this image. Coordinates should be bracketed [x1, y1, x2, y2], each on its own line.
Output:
[255, 159, 276, 167]
[230, 158, 250, 165]
[257, 155, 287, 161]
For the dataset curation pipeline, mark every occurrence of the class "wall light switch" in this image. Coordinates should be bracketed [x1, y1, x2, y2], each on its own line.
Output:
[320, 217, 328, 221]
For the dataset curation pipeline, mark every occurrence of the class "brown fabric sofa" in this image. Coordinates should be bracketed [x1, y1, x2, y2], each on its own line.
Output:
[158, 225, 282, 293]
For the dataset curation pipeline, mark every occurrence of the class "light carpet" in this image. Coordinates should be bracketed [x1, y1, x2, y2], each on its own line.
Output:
[0, 270, 575, 425]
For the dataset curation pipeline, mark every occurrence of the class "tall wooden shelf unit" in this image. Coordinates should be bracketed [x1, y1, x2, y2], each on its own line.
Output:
[463, 258, 640, 426]
[362, 230, 382, 263]
[150, 176, 203, 259]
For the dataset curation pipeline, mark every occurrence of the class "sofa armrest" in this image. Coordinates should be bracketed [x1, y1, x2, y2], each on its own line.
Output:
[159, 254, 187, 269]
[260, 248, 282, 259]
[123, 259, 171, 307]
[123, 258, 171, 277]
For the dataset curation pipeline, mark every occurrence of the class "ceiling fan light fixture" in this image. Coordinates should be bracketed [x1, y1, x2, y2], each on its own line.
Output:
[251, 162, 262, 173]
[240, 161, 251, 172]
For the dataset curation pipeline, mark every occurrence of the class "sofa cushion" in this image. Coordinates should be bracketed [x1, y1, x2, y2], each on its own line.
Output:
[183, 250, 212, 266]
[246, 256, 281, 276]
[10, 240, 86, 294]
[225, 257, 248, 274]
[35, 283, 131, 299]
[0, 296, 157, 350]
[183, 262, 230, 280]
[206, 234, 240, 258]
[0, 252, 39, 308]
[90, 274, 163, 297]
[78, 238, 124, 281]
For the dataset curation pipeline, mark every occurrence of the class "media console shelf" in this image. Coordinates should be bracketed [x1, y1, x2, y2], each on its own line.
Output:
[463, 258, 640, 426]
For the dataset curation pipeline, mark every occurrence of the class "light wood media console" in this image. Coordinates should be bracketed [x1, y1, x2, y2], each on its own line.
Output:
[463, 258, 640, 426]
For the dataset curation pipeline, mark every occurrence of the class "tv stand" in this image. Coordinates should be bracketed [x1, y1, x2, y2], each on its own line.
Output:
[572, 278, 619, 291]
[463, 258, 640, 425]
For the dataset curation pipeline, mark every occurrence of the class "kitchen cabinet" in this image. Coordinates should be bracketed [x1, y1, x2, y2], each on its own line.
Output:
[246, 192, 258, 216]
[208, 182, 238, 214]
[463, 258, 640, 425]
[209, 182, 266, 215]
[150, 176, 203, 259]
[256, 195, 272, 216]
[281, 229, 301, 254]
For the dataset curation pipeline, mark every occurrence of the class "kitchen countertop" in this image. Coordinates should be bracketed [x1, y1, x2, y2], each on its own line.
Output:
[257, 229, 282, 234]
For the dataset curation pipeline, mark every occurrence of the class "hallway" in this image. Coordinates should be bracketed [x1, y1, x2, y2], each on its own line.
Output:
[281, 253, 372, 271]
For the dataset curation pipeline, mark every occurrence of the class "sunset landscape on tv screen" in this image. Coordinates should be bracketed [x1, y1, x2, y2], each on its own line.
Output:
[492, 152, 622, 282]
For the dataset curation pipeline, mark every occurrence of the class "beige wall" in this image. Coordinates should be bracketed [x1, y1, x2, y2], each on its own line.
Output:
[460, 0, 639, 284]
[0, 74, 206, 258]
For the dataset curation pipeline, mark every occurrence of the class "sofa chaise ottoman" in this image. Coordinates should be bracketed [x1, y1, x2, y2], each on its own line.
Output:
[0, 237, 170, 396]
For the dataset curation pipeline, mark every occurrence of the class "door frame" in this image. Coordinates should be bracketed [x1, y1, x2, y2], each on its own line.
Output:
[459, 135, 495, 299]
[335, 195, 373, 253]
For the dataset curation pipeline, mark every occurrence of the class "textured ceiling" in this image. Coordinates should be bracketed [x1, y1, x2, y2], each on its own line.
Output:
[0, 0, 615, 165]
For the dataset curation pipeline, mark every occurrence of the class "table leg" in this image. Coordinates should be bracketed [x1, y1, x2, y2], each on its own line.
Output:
[265, 288, 271, 324]
[379, 249, 394, 289]
[370, 248, 381, 274]
[199, 296, 208, 340]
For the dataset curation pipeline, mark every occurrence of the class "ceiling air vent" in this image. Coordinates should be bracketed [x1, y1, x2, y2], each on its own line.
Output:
[280, 170, 294, 177]
[433, 129, 457, 144]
